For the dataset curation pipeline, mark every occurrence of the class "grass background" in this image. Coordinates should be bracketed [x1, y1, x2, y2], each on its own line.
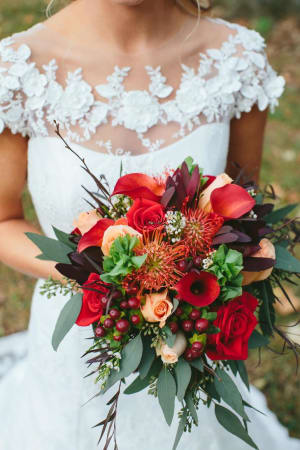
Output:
[0, 0, 299, 438]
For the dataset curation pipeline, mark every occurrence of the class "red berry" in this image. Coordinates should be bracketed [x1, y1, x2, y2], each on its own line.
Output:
[193, 256, 202, 267]
[175, 307, 183, 317]
[191, 348, 202, 359]
[127, 285, 138, 296]
[95, 326, 106, 338]
[103, 318, 115, 329]
[111, 290, 122, 300]
[191, 341, 204, 352]
[169, 322, 179, 334]
[128, 297, 140, 309]
[195, 318, 209, 333]
[109, 309, 121, 320]
[189, 309, 201, 320]
[181, 319, 194, 333]
[120, 301, 129, 309]
[100, 296, 109, 307]
[113, 335, 122, 342]
[116, 319, 130, 333]
[184, 348, 194, 362]
[131, 315, 140, 325]
[177, 260, 188, 272]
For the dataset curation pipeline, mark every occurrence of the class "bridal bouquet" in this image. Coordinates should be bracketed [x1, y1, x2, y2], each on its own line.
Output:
[27, 134, 300, 450]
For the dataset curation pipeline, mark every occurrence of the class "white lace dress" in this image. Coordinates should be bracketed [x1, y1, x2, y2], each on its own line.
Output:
[0, 17, 299, 450]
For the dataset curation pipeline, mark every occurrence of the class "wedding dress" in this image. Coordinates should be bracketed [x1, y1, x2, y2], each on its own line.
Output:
[0, 16, 299, 450]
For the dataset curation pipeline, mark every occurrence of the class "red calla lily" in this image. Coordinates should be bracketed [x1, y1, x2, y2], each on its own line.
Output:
[175, 271, 220, 307]
[210, 184, 255, 219]
[77, 218, 114, 253]
[112, 173, 166, 202]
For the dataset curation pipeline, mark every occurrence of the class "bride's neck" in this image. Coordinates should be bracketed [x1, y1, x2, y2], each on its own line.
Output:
[48, 0, 190, 54]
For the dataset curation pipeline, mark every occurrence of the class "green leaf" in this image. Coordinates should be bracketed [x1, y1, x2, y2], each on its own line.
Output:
[265, 203, 298, 224]
[185, 391, 198, 425]
[131, 254, 147, 268]
[189, 358, 204, 372]
[274, 245, 300, 273]
[215, 405, 258, 449]
[162, 325, 176, 347]
[259, 280, 275, 336]
[206, 381, 220, 402]
[26, 232, 72, 264]
[172, 408, 188, 450]
[52, 293, 82, 351]
[236, 360, 249, 391]
[139, 336, 156, 379]
[157, 368, 177, 425]
[52, 226, 77, 250]
[175, 358, 192, 402]
[248, 329, 269, 349]
[214, 368, 248, 421]
[227, 360, 238, 376]
[123, 375, 150, 395]
[103, 334, 143, 392]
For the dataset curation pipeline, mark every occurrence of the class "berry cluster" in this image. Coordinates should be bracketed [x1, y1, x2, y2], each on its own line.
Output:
[94, 286, 143, 345]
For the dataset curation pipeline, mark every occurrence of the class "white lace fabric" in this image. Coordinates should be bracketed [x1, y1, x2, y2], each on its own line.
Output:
[0, 17, 284, 155]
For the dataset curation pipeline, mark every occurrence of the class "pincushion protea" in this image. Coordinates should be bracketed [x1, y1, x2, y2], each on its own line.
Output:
[123, 230, 187, 292]
[183, 207, 224, 256]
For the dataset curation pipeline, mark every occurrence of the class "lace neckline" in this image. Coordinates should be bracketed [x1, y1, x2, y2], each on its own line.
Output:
[0, 18, 285, 156]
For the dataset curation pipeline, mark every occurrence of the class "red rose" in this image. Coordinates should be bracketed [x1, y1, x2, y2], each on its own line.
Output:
[206, 292, 258, 360]
[76, 273, 110, 326]
[127, 198, 165, 233]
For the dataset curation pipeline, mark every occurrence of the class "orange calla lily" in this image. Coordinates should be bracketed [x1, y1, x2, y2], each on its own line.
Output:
[210, 184, 255, 219]
[77, 218, 114, 253]
[112, 173, 165, 202]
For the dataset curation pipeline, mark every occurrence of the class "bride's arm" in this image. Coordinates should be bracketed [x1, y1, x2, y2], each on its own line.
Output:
[226, 105, 269, 183]
[0, 129, 64, 281]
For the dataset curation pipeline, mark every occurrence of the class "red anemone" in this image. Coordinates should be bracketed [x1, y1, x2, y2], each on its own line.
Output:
[175, 271, 220, 307]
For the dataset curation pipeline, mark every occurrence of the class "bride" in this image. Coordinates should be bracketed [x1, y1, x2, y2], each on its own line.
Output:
[0, 0, 299, 449]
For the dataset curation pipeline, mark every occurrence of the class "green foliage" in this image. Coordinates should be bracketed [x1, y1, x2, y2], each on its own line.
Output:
[274, 245, 300, 273]
[172, 408, 188, 450]
[264, 203, 298, 224]
[162, 325, 176, 347]
[138, 336, 156, 379]
[214, 368, 249, 422]
[258, 280, 276, 336]
[25, 232, 72, 264]
[101, 234, 146, 284]
[208, 245, 243, 302]
[175, 358, 192, 402]
[157, 367, 177, 425]
[215, 404, 258, 449]
[51, 292, 82, 351]
[248, 329, 270, 348]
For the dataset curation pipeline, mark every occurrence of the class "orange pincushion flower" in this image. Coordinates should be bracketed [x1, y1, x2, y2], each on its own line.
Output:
[123, 230, 187, 293]
[183, 207, 224, 256]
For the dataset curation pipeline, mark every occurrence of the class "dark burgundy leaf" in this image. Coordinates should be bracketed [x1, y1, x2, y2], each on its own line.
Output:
[161, 186, 175, 208]
[243, 256, 276, 271]
[55, 263, 90, 284]
[232, 230, 252, 242]
[213, 233, 239, 245]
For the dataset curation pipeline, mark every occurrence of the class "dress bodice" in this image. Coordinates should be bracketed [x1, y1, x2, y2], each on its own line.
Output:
[0, 17, 285, 237]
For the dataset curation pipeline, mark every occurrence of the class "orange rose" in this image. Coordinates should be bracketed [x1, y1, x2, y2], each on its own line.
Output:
[141, 290, 173, 328]
[242, 238, 276, 285]
[73, 209, 101, 235]
[101, 224, 141, 256]
[156, 331, 187, 364]
[198, 173, 232, 213]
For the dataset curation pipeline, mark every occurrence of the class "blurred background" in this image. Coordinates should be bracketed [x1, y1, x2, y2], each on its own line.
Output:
[0, 0, 299, 438]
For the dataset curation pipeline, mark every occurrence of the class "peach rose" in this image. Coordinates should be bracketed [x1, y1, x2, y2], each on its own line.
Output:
[141, 290, 173, 328]
[198, 173, 233, 213]
[73, 209, 101, 235]
[242, 238, 276, 286]
[101, 224, 141, 256]
[156, 331, 187, 364]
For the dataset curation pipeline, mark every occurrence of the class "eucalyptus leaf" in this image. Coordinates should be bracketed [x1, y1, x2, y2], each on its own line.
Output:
[157, 368, 177, 426]
[26, 232, 72, 264]
[139, 336, 156, 379]
[52, 293, 82, 351]
[189, 358, 204, 372]
[265, 203, 298, 224]
[175, 358, 192, 402]
[123, 375, 150, 395]
[214, 368, 248, 421]
[53, 226, 77, 250]
[172, 408, 188, 450]
[274, 245, 300, 273]
[236, 361, 249, 391]
[248, 329, 269, 349]
[185, 391, 198, 425]
[215, 405, 258, 449]
[162, 325, 176, 347]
